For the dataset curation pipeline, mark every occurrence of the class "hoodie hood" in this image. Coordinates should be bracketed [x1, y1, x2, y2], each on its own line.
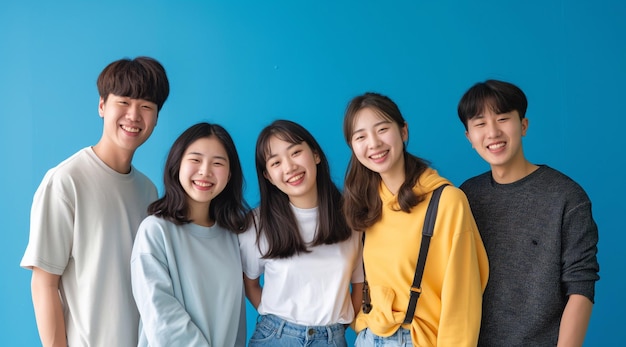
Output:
[380, 167, 451, 203]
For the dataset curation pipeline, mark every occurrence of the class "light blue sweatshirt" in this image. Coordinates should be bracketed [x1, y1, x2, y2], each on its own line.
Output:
[131, 215, 246, 347]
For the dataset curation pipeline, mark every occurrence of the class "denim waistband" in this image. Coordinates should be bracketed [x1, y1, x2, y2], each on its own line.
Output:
[258, 314, 345, 343]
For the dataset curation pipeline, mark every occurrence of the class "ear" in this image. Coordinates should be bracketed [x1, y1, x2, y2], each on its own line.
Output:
[98, 97, 105, 118]
[521, 118, 529, 136]
[465, 131, 474, 148]
[263, 170, 273, 184]
[314, 151, 321, 164]
[401, 122, 408, 142]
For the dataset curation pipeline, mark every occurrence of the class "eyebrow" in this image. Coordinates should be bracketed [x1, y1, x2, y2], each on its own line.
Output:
[266, 142, 301, 160]
[186, 151, 228, 161]
[352, 120, 392, 136]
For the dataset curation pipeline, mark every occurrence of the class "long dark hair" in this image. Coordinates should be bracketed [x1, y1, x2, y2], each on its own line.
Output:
[342, 92, 429, 232]
[148, 122, 251, 233]
[255, 120, 350, 258]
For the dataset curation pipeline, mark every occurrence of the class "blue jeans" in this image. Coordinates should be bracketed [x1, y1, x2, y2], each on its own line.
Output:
[249, 314, 347, 347]
[354, 328, 413, 347]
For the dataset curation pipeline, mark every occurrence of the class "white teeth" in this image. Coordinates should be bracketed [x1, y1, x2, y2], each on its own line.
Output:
[121, 125, 140, 133]
[287, 173, 304, 183]
[195, 181, 213, 187]
[488, 143, 505, 150]
[370, 151, 387, 159]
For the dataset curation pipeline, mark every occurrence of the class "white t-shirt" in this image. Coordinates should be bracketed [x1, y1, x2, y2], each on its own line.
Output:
[238, 205, 364, 326]
[21, 147, 157, 347]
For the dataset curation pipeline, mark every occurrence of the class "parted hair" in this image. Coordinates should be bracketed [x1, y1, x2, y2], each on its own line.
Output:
[97, 56, 170, 111]
[255, 119, 351, 258]
[342, 92, 429, 232]
[457, 79, 528, 130]
[148, 122, 252, 233]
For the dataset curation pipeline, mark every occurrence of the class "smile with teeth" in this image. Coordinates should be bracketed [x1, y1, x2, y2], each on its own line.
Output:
[121, 125, 140, 133]
[370, 151, 388, 160]
[287, 173, 304, 183]
[194, 181, 214, 187]
[487, 142, 505, 150]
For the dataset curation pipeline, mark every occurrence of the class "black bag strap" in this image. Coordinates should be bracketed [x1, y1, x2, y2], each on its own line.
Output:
[403, 184, 447, 324]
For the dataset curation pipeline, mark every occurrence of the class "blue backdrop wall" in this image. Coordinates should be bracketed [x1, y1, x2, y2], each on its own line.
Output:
[1, 1, 624, 345]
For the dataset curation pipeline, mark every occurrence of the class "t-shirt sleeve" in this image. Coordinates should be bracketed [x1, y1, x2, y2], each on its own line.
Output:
[350, 231, 365, 283]
[237, 225, 263, 279]
[20, 170, 74, 274]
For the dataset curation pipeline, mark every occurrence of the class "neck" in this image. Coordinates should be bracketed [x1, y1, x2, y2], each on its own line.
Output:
[491, 160, 539, 184]
[380, 161, 406, 196]
[188, 201, 213, 227]
[91, 143, 134, 174]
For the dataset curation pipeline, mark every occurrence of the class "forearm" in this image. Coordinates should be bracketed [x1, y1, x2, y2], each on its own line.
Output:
[243, 275, 262, 309]
[350, 282, 364, 320]
[557, 294, 593, 347]
[31, 267, 66, 347]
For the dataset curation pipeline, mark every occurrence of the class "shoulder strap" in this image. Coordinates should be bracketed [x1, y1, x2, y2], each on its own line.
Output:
[403, 184, 447, 324]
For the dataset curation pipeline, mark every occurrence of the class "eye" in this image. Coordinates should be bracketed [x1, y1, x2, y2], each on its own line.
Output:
[473, 122, 485, 127]
[213, 161, 225, 167]
[377, 127, 388, 133]
[497, 116, 510, 122]
[292, 149, 302, 157]
[268, 160, 280, 168]
[141, 105, 154, 110]
[352, 134, 364, 142]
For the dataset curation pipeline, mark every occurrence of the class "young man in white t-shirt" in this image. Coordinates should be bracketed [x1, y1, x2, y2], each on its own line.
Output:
[21, 57, 170, 347]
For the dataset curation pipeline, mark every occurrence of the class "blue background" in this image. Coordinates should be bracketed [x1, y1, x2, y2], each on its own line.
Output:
[1, 1, 624, 345]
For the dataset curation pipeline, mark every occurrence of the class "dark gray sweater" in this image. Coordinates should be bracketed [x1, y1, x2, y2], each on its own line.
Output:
[460, 165, 600, 347]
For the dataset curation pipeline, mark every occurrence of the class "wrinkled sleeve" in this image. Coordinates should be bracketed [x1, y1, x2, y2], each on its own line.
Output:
[435, 188, 489, 347]
[21, 171, 74, 274]
[351, 232, 365, 284]
[561, 197, 600, 302]
[238, 223, 263, 280]
[131, 219, 210, 347]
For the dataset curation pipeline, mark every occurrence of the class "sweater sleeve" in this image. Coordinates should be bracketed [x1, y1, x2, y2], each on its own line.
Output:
[131, 219, 211, 347]
[435, 188, 489, 347]
[561, 198, 600, 302]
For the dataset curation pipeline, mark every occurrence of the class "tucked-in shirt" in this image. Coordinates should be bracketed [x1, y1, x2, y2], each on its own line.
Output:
[239, 204, 364, 326]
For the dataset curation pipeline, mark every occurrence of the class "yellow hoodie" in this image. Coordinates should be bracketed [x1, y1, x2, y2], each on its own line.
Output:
[354, 168, 489, 346]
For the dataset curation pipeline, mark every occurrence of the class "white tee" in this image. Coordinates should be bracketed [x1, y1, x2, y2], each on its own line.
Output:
[239, 205, 364, 326]
[21, 147, 157, 347]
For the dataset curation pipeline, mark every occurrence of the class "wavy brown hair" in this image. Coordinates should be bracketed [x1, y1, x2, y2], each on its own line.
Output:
[342, 92, 429, 232]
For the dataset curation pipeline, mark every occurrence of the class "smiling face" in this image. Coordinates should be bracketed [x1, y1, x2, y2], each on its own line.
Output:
[349, 107, 408, 187]
[465, 108, 528, 174]
[263, 135, 320, 209]
[98, 94, 158, 153]
[178, 136, 230, 221]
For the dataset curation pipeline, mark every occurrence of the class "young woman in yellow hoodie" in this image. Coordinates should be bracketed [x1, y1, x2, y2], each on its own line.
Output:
[342, 92, 489, 347]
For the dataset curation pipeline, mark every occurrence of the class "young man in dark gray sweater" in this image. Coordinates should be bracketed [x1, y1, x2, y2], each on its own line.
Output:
[457, 79, 599, 347]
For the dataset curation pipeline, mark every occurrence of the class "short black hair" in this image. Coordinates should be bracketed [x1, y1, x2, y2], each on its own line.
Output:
[97, 56, 170, 111]
[457, 79, 527, 130]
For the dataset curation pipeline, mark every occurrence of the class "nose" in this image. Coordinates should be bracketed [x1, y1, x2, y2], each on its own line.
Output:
[126, 104, 142, 122]
[284, 157, 298, 173]
[486, 120, 501, 138]
[198, 163, 212, 177]
[367, 133, 382, 149]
